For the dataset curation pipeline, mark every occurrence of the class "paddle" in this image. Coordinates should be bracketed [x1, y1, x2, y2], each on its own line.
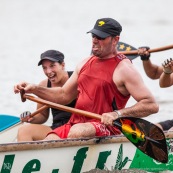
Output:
[22, 105, 49, 118]
[117, 42, 173, 60]
[20, 93, 168, 163]
[20, 90, 49, 119]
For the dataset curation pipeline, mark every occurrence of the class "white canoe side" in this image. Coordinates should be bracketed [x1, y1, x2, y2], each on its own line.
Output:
[0, 114, 21, 143]
[0, 122, 23, 143]
[0, 132, 173, 173]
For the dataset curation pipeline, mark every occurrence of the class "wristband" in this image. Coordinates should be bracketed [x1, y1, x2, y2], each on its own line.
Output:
[163, 70, 172, 74]
[114, 110, 122, 118]
[163, 69, 172, 74]
[138, 46, 150, 61]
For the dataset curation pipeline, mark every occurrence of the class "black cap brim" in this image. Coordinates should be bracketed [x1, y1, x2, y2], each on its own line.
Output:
[87, 29, 110, 38]
[38, 57, 60, 66]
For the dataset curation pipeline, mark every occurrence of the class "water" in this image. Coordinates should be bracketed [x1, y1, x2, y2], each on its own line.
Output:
[0, 0, 173, 124]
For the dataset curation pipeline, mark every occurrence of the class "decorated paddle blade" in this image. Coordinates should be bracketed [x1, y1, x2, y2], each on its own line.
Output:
[113, 117, 168, 163]
[117, 42, 138, 60]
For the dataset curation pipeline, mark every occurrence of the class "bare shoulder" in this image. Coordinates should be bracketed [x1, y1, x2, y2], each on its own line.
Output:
[113, 59, 146, 96]
[38, 79, 48, 87]
[76, 56, 92, 73]
[118, 58, 134, 68]
[115, 59, 139, 78]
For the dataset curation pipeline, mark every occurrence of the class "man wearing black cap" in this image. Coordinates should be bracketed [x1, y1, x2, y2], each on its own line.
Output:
[14, 18, 158, 140]
[17, 50, 76, 141]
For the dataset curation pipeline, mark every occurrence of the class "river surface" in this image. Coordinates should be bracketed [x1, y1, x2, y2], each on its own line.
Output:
[0, 0, 173, 124]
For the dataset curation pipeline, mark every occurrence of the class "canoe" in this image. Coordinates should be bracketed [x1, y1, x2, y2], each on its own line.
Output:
[0, 128, 173, 172]
[0, 114, 22, 143]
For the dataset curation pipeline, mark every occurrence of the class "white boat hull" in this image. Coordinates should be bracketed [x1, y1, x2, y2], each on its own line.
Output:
[0, 133, 173, 173]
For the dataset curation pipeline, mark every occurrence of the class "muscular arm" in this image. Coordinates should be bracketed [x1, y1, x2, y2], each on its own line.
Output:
[138, 47, 162, 79]
[14, 70, 78, 105]
[114, 59, 159, 117]
[159, 58, 173, 88]
[159, 73, 173, 88]
[31, 70, 78, 105]
[143, 60, 163, 79]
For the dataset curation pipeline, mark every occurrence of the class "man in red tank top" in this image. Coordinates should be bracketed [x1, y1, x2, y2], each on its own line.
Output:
[14, 18, 159, 140]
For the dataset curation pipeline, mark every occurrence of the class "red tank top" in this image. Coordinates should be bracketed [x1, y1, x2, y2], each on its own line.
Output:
[69, 54, 130, 124]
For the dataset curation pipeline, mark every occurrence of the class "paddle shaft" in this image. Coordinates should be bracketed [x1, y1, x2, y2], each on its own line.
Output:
[30, 105, 49, 117]
[120, 44, 173, 55]
[24, 95, 101, 120]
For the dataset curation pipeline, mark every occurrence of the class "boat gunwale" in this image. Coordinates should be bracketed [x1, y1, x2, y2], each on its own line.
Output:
[0, 135, 129, 152]
[0, 131, 172, 152]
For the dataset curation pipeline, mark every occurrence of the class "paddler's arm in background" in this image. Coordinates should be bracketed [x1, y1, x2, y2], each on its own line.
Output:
[101, 58, 159, 126]
[159, 58, 173, 88]
[139, 46, 163, 79]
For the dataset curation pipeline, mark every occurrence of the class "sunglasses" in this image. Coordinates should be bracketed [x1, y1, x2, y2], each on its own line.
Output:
[92, 34, 106, 40]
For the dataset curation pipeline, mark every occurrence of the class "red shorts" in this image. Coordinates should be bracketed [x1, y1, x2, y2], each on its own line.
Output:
[48, 122, 120, 139]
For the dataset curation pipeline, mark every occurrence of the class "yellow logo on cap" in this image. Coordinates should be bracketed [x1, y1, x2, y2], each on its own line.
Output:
[98, 21, 105, 26]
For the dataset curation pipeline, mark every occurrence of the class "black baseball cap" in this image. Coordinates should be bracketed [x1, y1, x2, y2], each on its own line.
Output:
[87, 18, 122, 39]
[38, 50, 64, 66]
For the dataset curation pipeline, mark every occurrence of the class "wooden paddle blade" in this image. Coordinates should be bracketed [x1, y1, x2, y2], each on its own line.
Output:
[113, 117, 168, 163]
[117, 42, 139, 60]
